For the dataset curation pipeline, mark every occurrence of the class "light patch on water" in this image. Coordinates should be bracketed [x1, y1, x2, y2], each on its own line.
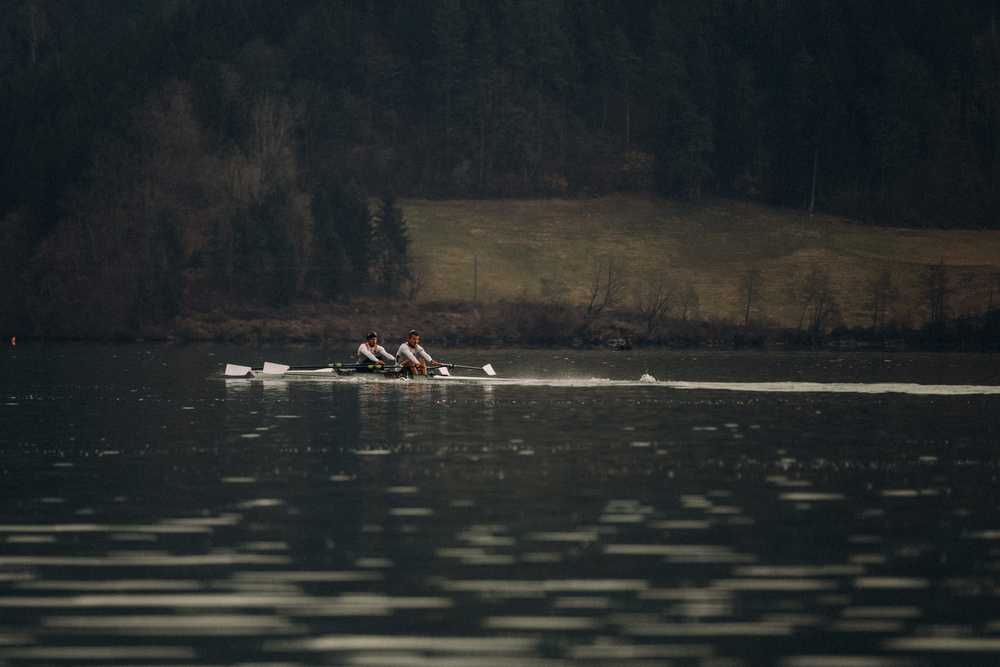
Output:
[234, 570, 382, 583]
[521, 552, 563, 563]
[239, 541, 288, 552]
[735, 565, 863, 577]
[17, 579, 202, 591]
[222, 476, 256, 483]
[389, 507, 434, 517]
[969, 530, 1000, 540]
[0, 646, 196, 660]
[572, 641, 714, 659]
[0, 522, 211, 534]
[240, 433, 261, 439]
[0, 635, 32, 646]
[784, 656, 914, 667]
[885, 636, 1000, 651]
[6, 535, 55, 544]
[355, 449, 392, 456]
[599, 514, 645, 524]
[0, 553, 287, 568]
[780, 492, 846, 502]
[881, 489, 920, 497]
[842, 606, 922, 619]
[527, 531, 599, 543]
[711, 578, 836, 591]
[267, 635, 537, 654]
[238, 498, 284, 509]
[624, 621, 794, 637]
[484, 616, 598, 631]
[853, 577, 929, 589]
[439, 579, 648, 594]
[651, 520, 712, 530]
[387, 486, 419, 494]
[42, 613, 302, 635]
[639, 587, 730, 602]
[605, 543, 755, 563]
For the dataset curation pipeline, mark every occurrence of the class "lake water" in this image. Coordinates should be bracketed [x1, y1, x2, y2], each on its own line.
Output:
[2, 343, 1000, 665]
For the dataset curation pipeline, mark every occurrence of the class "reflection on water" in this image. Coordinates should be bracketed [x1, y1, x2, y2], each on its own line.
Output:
[1, 345, 1000, 664]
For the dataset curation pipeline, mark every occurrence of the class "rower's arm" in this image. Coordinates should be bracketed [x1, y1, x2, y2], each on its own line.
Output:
[358, 345, 380, 363]
[378, 347, 395, 362]
[397, 346, 417, 365]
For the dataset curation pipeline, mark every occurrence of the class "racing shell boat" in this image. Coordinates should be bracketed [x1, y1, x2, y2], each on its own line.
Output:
[224, 361, 496, 381]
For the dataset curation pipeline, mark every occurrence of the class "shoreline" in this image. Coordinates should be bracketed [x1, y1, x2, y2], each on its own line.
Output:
[7, 300, 999, 353]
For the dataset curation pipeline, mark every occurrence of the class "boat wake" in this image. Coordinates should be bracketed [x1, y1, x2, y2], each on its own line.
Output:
[224, 372, 1000, 395]
[470, 377, 1000, 394]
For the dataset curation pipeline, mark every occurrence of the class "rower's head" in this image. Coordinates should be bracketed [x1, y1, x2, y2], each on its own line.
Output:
[407, 329, 420, 346]
[366, 331, 378, 346]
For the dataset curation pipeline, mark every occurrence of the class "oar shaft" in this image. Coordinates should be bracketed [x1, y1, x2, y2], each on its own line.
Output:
[283, 363, 392, 370]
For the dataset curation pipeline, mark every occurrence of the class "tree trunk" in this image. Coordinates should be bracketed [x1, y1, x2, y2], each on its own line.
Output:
[809, 146, 818, 216]
[743, 281, 753, 327]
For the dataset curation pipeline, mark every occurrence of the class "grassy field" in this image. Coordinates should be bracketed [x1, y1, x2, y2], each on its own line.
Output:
[403, 195, 1000, 329]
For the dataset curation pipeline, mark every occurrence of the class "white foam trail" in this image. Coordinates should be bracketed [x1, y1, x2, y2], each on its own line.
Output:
[661, 380, 1000, 395]
[225, 370, 1000, 394]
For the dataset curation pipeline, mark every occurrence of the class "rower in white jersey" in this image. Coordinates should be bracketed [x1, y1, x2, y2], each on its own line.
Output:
[357, 331, 395, 367]
[395, 329, 443, 376]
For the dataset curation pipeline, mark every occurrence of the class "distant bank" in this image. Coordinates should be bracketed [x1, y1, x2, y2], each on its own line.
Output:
[403, 195, 1000, 331]
[160, 195, 1000, 351]
[12, 195, 1000, 350]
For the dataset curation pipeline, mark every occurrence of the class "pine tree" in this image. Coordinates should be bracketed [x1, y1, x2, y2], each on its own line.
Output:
[371, 193, 411, 294]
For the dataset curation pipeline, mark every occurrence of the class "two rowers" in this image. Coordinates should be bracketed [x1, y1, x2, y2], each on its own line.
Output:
[356, 330, 443, 376]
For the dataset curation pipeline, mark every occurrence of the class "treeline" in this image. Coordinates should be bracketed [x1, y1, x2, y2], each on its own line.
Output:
[492, 258, 1000, 351]
[3, 1, 1000, 334]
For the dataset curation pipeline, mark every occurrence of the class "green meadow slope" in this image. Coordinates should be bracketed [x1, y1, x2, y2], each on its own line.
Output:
[404, 196, 1000, 329]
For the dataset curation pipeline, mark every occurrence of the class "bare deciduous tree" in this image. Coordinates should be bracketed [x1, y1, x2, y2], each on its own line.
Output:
[865, 269, 899, 331]
[741, 268, 761, 327]
[679, 281, 699, 321]
[988, 272, 1000, 313]
[920, 259, 951, 325]
[585, 257, 624, 321]
[634, 276, 672, 338]
[795, 265, 840, 335]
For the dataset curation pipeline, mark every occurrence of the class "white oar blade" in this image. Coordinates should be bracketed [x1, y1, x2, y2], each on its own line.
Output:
[224, 364, 253, 378]
[482, 363, 496, 376]
[437, 366, 451, 376]
[262, 361, 290, 375]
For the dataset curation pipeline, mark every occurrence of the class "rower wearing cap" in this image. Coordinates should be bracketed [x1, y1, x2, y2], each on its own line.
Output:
[357, 331, 395, 367]
[395, 330, 442, 376]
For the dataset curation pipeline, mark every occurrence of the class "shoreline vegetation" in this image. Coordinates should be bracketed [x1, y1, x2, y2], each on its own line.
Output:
[9, 194, 1000, 352]
[18, 296, 1000, 354]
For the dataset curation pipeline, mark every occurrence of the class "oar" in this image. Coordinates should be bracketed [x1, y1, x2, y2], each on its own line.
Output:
[224, 364, 254, 378]
[441, 363, 497, 376]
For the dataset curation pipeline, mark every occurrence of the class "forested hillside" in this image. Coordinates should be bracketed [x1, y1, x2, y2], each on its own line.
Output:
[2, 1, 1000, 336]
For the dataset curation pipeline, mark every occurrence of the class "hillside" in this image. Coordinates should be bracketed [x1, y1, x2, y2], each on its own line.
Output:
[404, 196, 1000, 330]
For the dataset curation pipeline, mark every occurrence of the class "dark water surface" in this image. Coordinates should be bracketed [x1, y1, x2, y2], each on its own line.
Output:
[2, 344, 1000, 666]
